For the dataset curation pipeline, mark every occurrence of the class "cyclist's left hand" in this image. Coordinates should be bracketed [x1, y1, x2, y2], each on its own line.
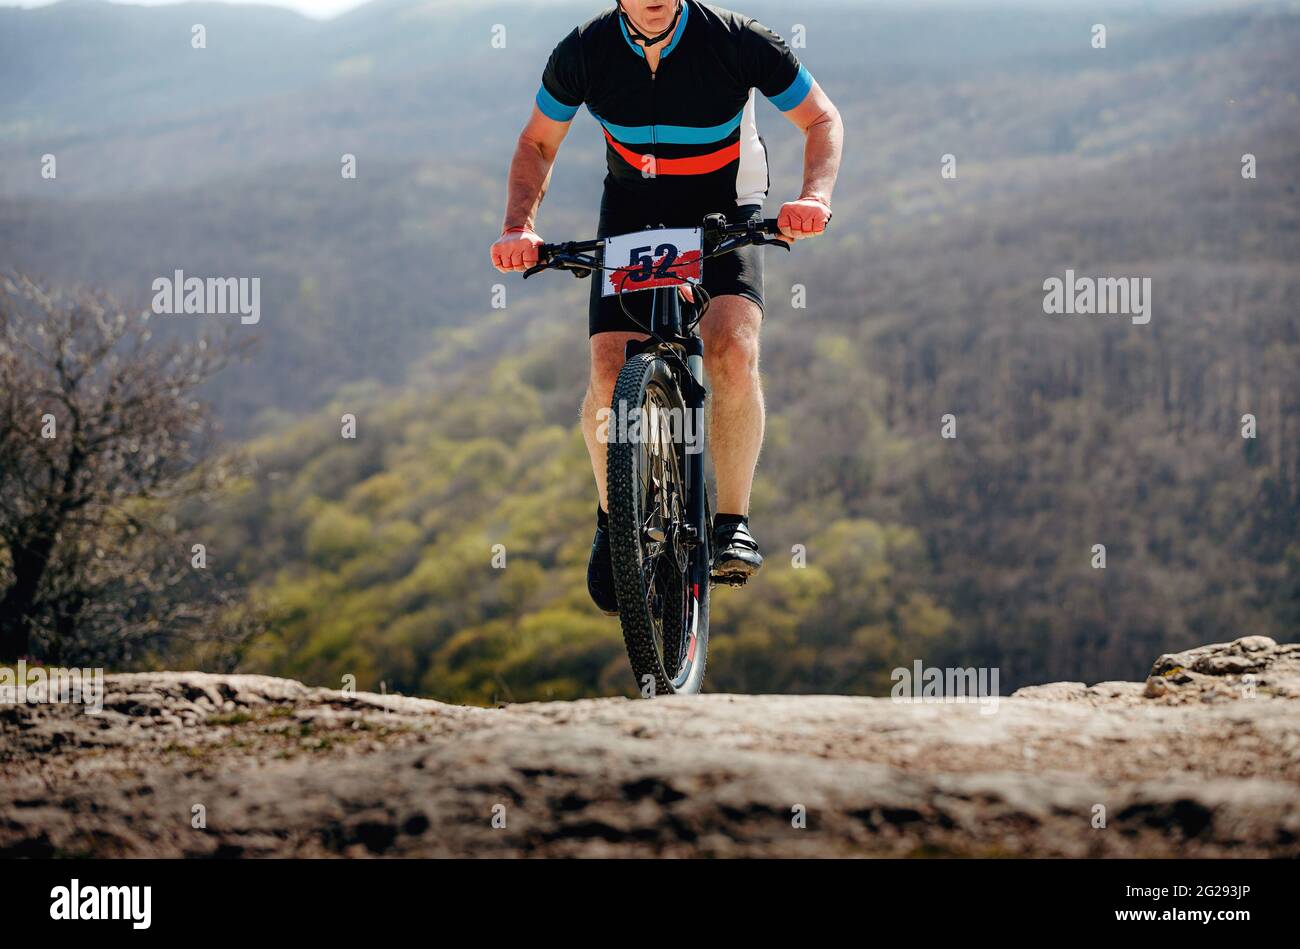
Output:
[777, 197, 831, 240]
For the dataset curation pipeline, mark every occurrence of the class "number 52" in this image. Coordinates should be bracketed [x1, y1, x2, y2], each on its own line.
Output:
[628, 243, 679, 281]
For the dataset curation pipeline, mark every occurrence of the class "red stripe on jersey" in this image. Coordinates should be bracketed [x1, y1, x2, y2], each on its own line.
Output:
[603, 130, 741, 176]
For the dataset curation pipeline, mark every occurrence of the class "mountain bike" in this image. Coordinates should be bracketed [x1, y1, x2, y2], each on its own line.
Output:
[523, 213, 792, 695]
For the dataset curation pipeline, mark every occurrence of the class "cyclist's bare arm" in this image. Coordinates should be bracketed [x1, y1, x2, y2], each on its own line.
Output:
[775, 81, 842, 240]
[491, 107, 572, 272]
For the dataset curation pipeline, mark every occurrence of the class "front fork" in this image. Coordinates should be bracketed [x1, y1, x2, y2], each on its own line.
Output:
[681, 336, 711, 591]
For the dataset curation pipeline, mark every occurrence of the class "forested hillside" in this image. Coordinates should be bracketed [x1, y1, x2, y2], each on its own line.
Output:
[3, 1, 1297, 699]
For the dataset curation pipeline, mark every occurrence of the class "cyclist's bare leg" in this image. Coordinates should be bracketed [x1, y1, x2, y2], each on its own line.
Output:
[583, 330, 646, 511]
[699, 295, 764, 516]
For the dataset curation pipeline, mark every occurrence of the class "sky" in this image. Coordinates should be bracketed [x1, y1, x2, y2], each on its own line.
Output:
[0, 0, 376, 19]
[0, 0, 1249, 21]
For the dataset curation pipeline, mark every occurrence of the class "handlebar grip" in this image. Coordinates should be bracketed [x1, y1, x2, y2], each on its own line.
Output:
[760, 214, 830, 238]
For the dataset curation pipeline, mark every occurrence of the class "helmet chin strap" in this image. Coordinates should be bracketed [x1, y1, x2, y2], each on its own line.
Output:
[617, 1, 683, 48]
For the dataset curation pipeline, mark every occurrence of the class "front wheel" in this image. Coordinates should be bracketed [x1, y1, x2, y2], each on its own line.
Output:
[607, 352, 710, 696]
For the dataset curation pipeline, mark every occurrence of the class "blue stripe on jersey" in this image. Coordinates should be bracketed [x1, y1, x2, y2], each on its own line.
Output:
[594, 108, 743, 145]
[768, 64, 813, 111]
[536, 84, 579, 122]
[618, 16, 645, 58]
[661, 1, 689, 56]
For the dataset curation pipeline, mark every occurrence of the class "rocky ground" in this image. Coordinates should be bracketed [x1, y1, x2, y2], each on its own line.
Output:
[2, 636, 1298, 857]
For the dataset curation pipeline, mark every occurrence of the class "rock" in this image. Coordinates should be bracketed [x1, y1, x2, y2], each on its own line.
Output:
[1146, 636, 1300, 703]
[1, 640, 1297, 857]
[1012, 680, 1147, 705]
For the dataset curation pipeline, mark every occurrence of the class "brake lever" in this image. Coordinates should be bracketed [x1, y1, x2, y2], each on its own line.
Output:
[557, 253, 599, 279]
[522, 254, 598, 279]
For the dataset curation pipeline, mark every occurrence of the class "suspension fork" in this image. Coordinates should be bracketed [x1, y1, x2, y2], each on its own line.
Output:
[656, 286, 708, 557]
[682, 334, 710, 578]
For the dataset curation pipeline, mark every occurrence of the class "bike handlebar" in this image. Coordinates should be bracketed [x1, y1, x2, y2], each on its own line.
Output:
[523, 214, 804, 280]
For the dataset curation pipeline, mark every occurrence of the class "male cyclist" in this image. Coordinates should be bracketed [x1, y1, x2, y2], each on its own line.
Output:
[490, 1, 842, 614]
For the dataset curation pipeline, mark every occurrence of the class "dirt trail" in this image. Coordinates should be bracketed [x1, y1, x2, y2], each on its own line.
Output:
[3, 636, 1297, 857]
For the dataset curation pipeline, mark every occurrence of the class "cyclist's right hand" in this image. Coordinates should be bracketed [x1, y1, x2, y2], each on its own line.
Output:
[491, 227, 544, 273]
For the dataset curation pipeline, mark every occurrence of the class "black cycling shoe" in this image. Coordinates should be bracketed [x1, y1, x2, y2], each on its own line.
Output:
[587, 509, 619, 615]
[711, 518, 763, 585]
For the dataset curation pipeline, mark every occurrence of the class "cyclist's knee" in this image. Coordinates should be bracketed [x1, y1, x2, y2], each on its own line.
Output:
[702, 308, 760, 385]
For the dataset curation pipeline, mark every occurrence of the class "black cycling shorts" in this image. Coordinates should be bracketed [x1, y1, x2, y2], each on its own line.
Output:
[588, 183, 765, 337]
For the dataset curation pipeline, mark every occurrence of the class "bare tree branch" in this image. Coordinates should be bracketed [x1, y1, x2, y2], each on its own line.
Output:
[0, 273, 259, 667]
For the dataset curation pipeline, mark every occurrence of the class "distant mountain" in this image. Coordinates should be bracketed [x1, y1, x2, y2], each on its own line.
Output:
[4, 0, 1290, 431]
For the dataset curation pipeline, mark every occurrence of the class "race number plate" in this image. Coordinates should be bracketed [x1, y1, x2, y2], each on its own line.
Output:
[601, 227, 703, 297]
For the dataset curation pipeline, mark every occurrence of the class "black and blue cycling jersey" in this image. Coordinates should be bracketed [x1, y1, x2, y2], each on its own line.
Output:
[535, 1, 814, 207]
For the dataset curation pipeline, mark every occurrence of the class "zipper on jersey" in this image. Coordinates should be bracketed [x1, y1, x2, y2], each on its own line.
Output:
[648, 67, 657, 184]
